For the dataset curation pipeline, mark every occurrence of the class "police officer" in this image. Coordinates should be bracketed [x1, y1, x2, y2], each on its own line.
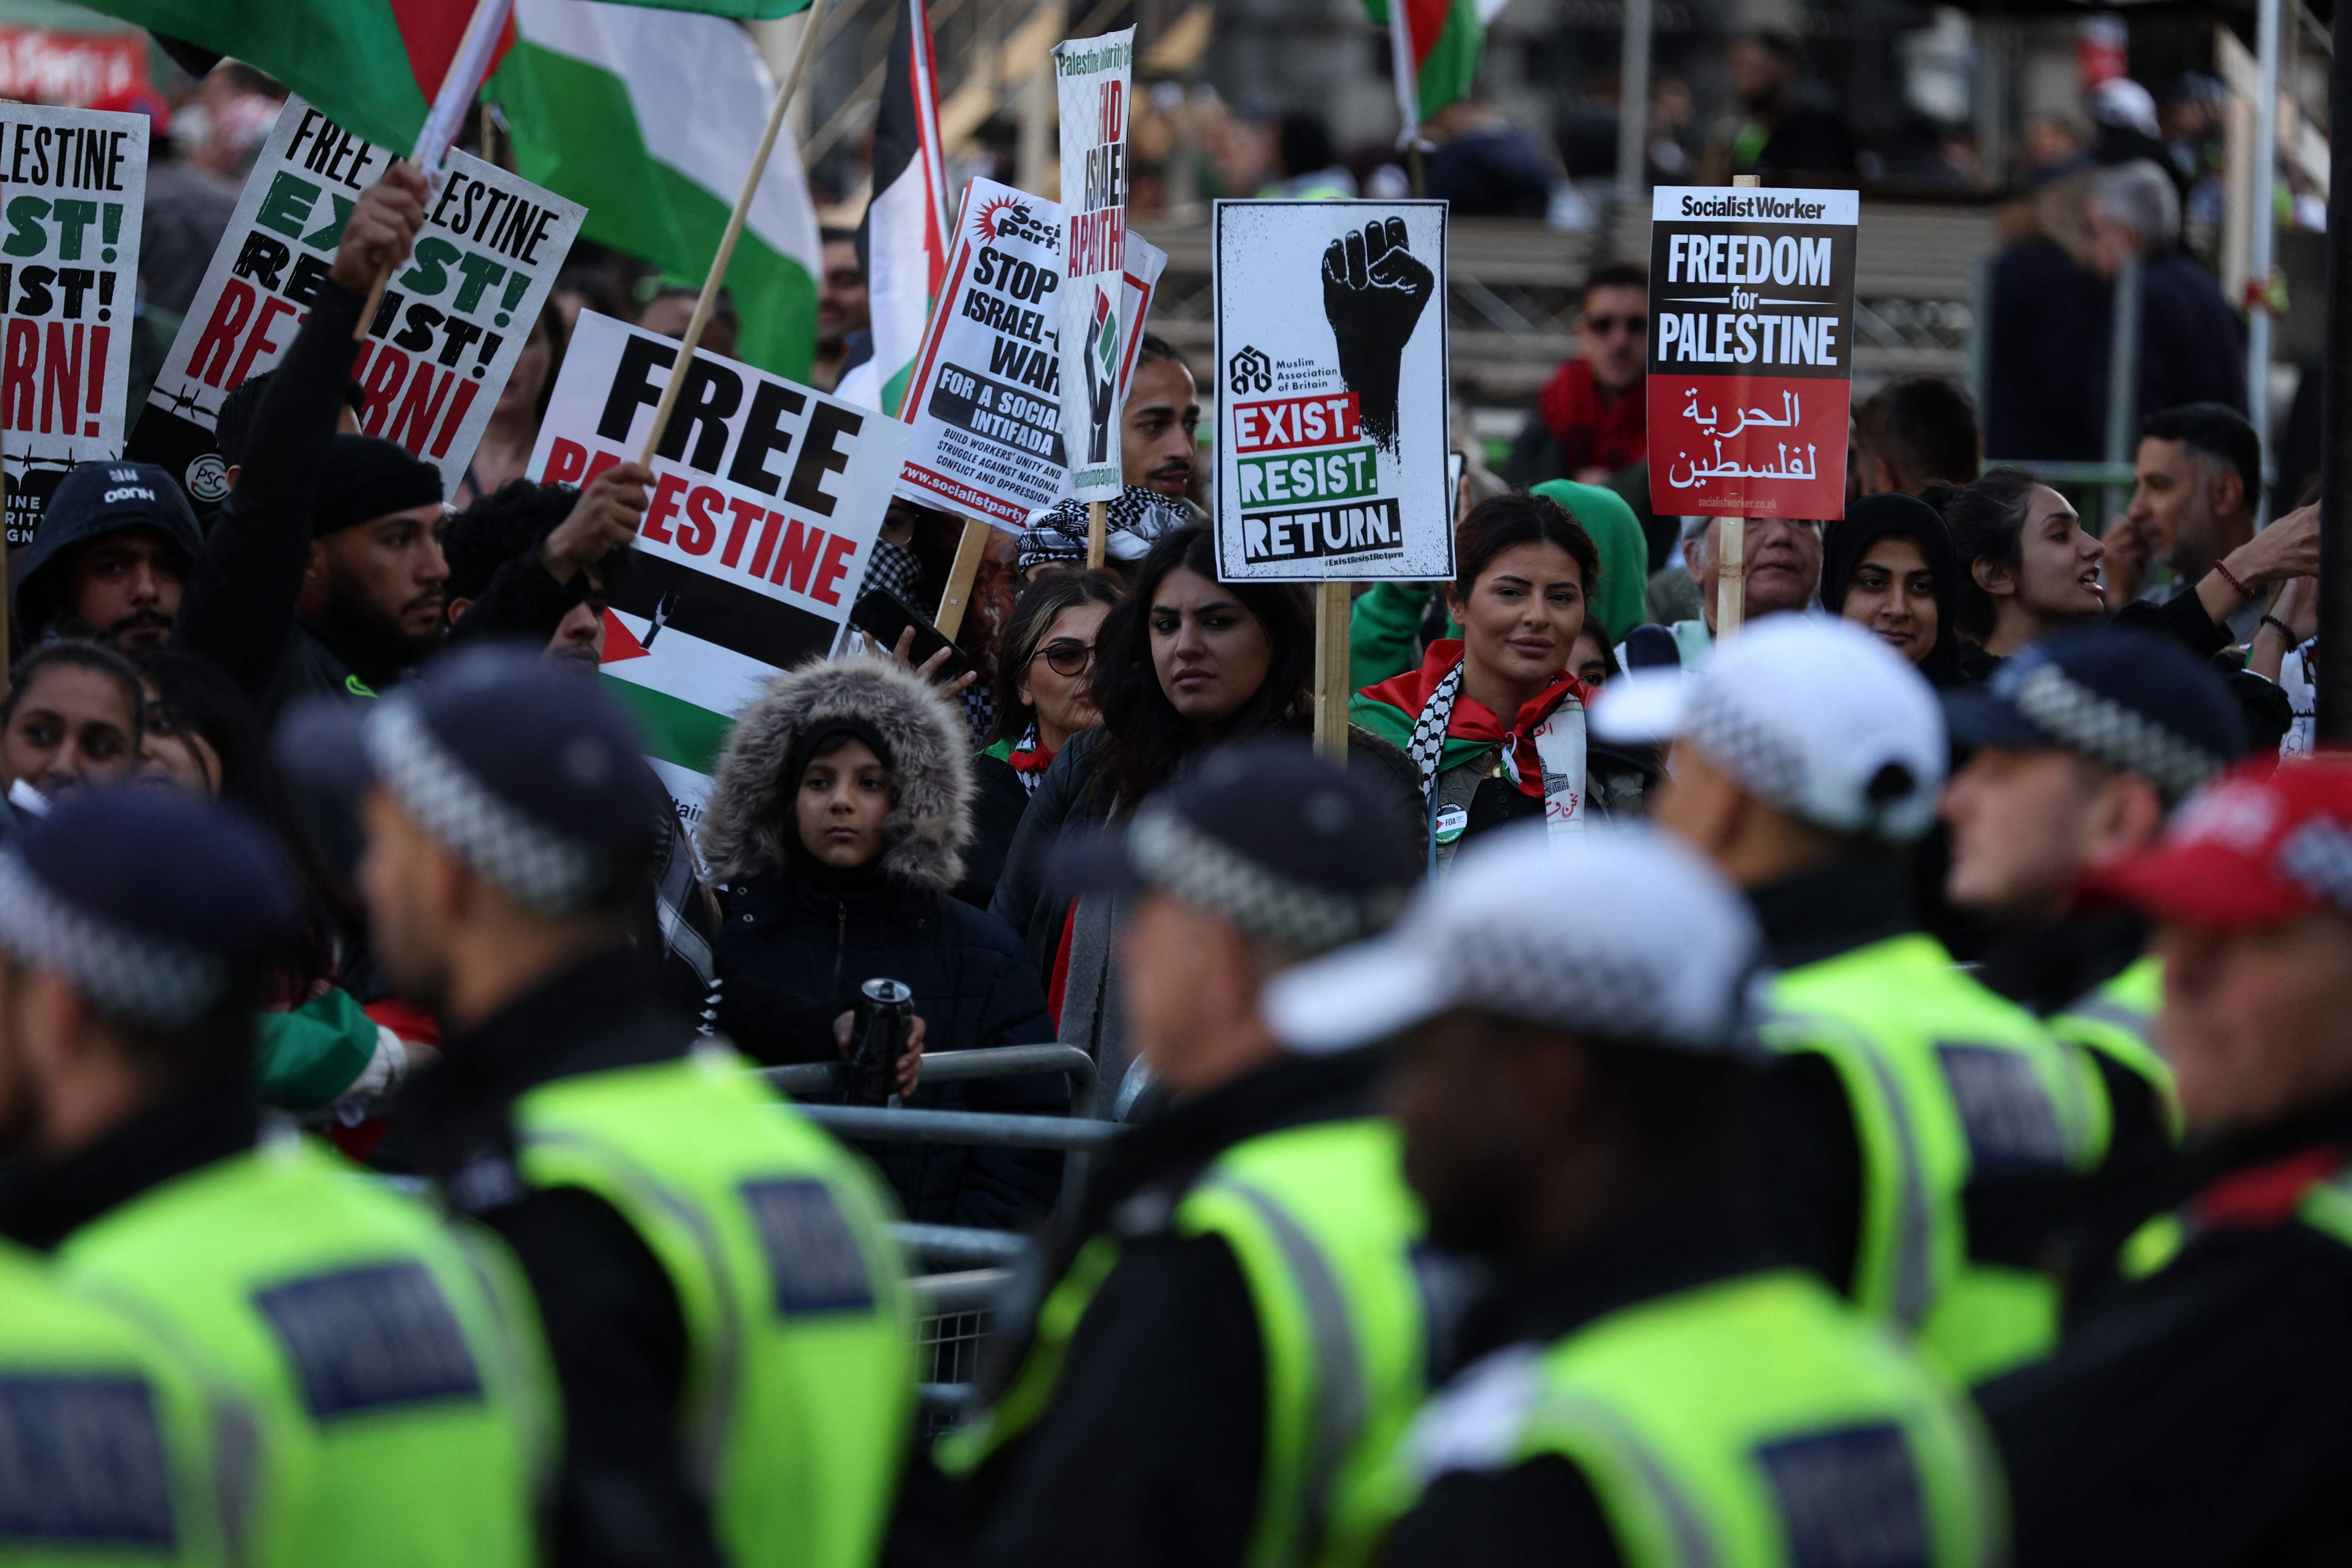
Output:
[330, 647, 913, 1568]
[937, 738, 1429, 1568]
[0, 1240, 243, 1565]
[0, 788, 541, 1568]
[1977, 754, 2352, 1563]
[1596, 616, 2097, 1383]
[1942, 625, 2246, 1162]
[1263, 824, 2004, 1566]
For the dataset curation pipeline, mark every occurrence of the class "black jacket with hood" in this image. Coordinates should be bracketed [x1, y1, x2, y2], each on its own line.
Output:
[702, 656, 1065, 1230]
[12, 467, 204, 652]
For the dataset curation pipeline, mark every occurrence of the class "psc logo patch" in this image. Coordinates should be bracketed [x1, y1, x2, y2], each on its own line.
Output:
[185, 453, 230, 504]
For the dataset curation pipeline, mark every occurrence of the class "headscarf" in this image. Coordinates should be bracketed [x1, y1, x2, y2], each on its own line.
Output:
[1530, 478, 1649, 644]
[1820, 493, 1963, 687]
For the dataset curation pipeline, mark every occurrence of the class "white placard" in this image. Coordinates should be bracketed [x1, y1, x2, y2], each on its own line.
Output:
[1052, 28, 1132, 502]
[1213, 200, 1451, 582]
[0, 104, 147, 543]
[131, 97, 584, 509]
[528, 311, 912, 810]
[895, 177, 1164, 527]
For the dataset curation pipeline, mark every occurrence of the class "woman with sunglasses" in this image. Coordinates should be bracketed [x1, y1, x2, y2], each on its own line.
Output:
[959, 570, 1124, 907]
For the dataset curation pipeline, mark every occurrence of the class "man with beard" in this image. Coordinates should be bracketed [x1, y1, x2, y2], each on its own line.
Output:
[11, 460, 202, 651]
[811, 228, 869, 392]
[1120, 337, 1201, 507]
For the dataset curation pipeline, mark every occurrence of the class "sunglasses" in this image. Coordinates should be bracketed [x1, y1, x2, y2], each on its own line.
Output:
[1035, 638, 1096, 677]
[1584, 313, 1647, 337]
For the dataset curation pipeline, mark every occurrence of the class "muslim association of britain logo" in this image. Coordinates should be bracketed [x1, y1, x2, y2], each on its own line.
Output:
[974, 194, 1058, 252]
[185, 452, 230, 504]
[1227, 345, 1273, 394]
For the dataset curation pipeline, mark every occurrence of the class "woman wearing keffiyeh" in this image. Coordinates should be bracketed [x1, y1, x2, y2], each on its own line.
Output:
[958, 571, 1126, 907]
[1352, 494, 1661, 867]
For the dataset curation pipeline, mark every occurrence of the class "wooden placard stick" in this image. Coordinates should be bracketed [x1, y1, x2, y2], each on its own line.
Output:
[1085, 498, 1107, 568]
[935, 517, 992, 641]
[1715, 175, 1761, 639]
[1313, 580, 1352, 763]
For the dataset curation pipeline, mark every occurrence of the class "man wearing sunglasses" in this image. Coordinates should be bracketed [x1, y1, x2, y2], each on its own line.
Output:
[1508, 261, 1649, 488]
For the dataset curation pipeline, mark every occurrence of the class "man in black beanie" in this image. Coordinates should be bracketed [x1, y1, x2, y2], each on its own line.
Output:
[11, 459, 203, 651]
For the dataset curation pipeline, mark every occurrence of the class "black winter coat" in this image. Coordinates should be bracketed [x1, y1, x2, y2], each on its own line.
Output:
[715, 865, 1065, 1230]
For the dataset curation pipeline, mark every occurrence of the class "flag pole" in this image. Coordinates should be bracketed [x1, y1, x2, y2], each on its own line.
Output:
[639, 0, 834, 466]
[354, 0, 516, 341]
[1714, 173, 1759, 639]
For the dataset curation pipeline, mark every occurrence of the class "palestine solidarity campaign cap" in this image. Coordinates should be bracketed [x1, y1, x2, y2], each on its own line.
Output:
[2086, 753, 2352, 929]
[1263, 822, 1760, 1056]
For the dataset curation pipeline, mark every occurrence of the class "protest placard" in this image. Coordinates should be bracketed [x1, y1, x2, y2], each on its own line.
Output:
[1212, 200, 1452, 583]
[131, 97, 584, 511]
[528, 310, 911, 814]
[0, 103, 147, 544]
[1052, 28, 1132, 503]
[1645, 185, 1857, 519]
[893, 177, 1165, 527]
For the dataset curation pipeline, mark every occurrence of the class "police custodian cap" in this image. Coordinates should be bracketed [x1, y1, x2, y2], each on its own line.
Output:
[0, 789, 301, 1027]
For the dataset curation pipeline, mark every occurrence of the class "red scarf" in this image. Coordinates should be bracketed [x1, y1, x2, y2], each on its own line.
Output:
[1536, 357, 1645, 475]
[1006, 723, 1055, 793]
[1361, 641, 1593, 799]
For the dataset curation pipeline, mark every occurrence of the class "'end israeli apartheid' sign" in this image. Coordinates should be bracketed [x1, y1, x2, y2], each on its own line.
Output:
[0, 103, 147, 544]
[895, 177, 1165, 527]
[1212, 200, 1451, 583]
[1646, 185, 1857, 519]
[529, 311, 912, 815]
[133, 97, 583, 509]
[1053, 29, 1131, 501]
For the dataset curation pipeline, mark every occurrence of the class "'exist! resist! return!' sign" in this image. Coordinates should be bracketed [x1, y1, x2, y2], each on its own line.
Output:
[1644, 185, 1856, 520]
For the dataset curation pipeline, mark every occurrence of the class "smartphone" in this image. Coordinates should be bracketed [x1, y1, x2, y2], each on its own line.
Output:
[851, 587, 972, 682]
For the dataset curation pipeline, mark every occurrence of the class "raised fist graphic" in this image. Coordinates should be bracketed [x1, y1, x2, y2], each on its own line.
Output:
[1320, 217, 1433, 453]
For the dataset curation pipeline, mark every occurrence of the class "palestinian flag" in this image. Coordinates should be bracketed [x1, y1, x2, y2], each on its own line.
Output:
[492, 0, 826, 379]
[835, 0, 948, 415]
[1365, 0, 1483, 136]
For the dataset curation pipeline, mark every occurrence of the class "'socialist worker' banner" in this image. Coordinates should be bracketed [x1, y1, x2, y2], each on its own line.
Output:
[1212, 200, 1452, 583]
[1052, 27, 1132, 502]
[1645, 184, 1857, 519]
[133, 97, 585, 510]
[529, 311, 911, 815]
[0, 103, 148, 544]
[893, 177, 1165, 527]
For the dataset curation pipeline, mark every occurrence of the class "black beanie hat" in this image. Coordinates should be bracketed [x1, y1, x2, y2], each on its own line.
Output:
[312, 435, 443, 536]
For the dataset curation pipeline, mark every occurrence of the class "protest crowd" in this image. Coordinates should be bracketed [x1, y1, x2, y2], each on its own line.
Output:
[1, 5, 2351, 1567]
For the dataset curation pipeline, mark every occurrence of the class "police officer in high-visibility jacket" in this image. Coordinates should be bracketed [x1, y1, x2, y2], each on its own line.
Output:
[0, 789, 543, 1568]
[1978, 754, 2352, 1563]
[0, 1238, 247, 1567]
[323, 648, 914, 1568]
[1268, 824, 2004, 1568]
[1942, 625, 2246, 1170]
[936, 738, 1432, 1568]
[1595, 617, 2098, 1384]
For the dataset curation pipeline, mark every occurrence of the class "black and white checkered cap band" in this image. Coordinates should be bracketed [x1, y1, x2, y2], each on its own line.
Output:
[2281, 819, 2352, 914]
[1128, 803, 1393, 952]
[1443, 919, 1714, 1049]
[367, 699, 601, 912]
[1682, 677, 1810, 814]
[2012, 663, 2224, 802]
[0, 854, 228, 1027]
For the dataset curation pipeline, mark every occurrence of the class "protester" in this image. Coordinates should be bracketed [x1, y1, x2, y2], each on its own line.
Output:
[1644, 512, 1824, 668]
[0, 640, 145, 812]
[333, 647, 914, 1568]
[442, 476, 646, 671]
[965, 570, 1123, 907]
[452, 299, 568, 507]
[1261, 823, 2000, 1566]
[1354, 494, 1656, 866]
[12, 460, 202, 652]
[1598, 615, 2098, 1382]
[813, 227, 870, 391]
[1570, 623, 1620, 686]
[1933, 466, 2105, 675]
[1943, 625, 2246, 1176]
[1718, 30, 1858, 177]
[1121, 336, 1202, 505]
[1976, 754, 2352, 1564]
[938, 739, 1428, 1565]
[2086, 161, 2245, 419]
[636, 284, 739, 358]
[1819, 491, 1963, 684]
[1507, 262, 1648, 489]
[0, 788, 542, 1568]
[1852, 374, 1982, 496]
[1418, 100, 1554, 218]
[991, 524, 1417, 1087]
[698, 655, 1063, 1227]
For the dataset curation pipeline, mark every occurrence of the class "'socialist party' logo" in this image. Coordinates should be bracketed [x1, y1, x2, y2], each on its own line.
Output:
[974, 194, 1058, 251]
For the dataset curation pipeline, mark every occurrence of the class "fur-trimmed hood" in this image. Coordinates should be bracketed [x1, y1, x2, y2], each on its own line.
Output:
[699, 654, 974, 893]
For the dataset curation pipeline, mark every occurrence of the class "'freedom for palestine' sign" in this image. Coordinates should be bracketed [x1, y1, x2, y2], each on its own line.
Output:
[1644, 184, 1856, 520]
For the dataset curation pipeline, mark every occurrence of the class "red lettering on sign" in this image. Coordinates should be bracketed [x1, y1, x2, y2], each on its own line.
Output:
[188, 279, 256, 389]
[2, 320, 33, 428]
[642, 474, 688, 545]
[229, 296, 299, 390]
[431, 378, 480, 459]
[812, 534, 857, 607]
[583, 448, 620, 487]
[543, 438, 589, 486]
[677, 485, 724, 555]
[1230, 392, 1361, 454]
[719, 496, 766, 568]
[38, 323, 79, 435]
[767, 516, 823, 593]
[386, 362, 456, 458]
[357, 345, 409, 434]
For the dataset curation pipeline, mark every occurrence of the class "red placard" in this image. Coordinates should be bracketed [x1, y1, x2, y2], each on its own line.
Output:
[1648, 374, 1848, 519]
